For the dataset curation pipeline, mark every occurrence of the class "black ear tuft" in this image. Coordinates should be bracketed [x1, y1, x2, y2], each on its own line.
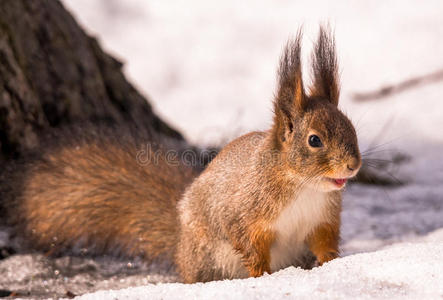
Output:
[275, 30, 306, 119]
[272, 30, 305, 148]
[309, 25, 340, 106]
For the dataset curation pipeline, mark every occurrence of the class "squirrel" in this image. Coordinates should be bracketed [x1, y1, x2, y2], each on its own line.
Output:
[0, 27, 361, 283]
[175, 27, 361, 282]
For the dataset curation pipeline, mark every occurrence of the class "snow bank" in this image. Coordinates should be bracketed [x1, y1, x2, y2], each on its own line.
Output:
[77, 241, 443, 300]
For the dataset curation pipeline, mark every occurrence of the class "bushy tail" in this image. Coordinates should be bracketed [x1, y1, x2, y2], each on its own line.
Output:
[1, 126, 198, 264]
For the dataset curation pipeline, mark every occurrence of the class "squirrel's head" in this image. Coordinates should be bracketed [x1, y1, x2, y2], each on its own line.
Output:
[271, 27, 361, 192]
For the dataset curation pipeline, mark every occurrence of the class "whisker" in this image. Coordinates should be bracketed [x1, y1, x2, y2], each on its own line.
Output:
[362, 164, 404, 186]
[363, 157, 393, 162]
[362, 159, 393, 168]
[362, 138, 402, 154]
[364, 164, 404, 186]
[361, 149, 396, 156]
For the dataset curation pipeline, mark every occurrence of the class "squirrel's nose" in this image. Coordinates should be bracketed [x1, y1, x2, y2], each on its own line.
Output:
[347, 157, 361, 172]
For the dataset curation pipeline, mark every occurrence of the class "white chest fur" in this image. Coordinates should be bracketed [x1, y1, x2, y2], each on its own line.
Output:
[270, 188, 330, 271]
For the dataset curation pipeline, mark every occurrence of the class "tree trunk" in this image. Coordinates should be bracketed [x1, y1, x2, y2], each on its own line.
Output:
[0, 0, 183, 161]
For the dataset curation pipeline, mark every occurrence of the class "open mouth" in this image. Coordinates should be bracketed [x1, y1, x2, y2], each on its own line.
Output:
[326, 177, 348, 188]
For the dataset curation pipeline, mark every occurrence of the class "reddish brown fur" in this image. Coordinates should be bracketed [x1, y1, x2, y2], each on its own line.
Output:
[308, 223, 340, 265]
[235, 220, 275, 277]
[4, 129, 197, 264]
[307, 200, 342, 265]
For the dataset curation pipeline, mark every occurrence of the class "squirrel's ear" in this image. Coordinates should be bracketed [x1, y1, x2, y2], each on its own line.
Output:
[273, 32, 306, 143]
[272, 32, 306, 148]
[309, 26, 340, 106]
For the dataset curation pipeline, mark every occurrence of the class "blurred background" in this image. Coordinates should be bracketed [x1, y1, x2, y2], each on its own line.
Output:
[62, 0, 443, 148]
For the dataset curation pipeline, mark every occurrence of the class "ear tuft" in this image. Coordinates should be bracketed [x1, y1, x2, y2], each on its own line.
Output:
[309, 25, 340, 106]
[272, 30, 305, 149]
[275, 30, 306, 118]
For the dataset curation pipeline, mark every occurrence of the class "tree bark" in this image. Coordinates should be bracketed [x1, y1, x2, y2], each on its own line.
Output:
[0, 0, 183, 161]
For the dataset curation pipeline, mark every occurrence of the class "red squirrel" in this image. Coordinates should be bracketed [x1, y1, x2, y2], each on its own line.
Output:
[1, 27, 361, 283]
[176, 27, 361, 282]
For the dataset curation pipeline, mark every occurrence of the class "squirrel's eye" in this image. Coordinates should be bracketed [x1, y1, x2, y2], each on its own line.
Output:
[308, 135, 323, 148]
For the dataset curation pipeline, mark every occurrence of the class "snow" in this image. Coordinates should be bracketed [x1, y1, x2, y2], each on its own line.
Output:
[77, 240, 443, 300]
[1, 0, 443, 299]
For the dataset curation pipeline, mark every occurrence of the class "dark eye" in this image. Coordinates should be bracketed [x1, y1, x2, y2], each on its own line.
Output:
[308, 135, 323, 148]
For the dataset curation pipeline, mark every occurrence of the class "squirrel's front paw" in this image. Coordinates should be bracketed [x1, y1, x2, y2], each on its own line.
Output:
[315, 251, 339, 266]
